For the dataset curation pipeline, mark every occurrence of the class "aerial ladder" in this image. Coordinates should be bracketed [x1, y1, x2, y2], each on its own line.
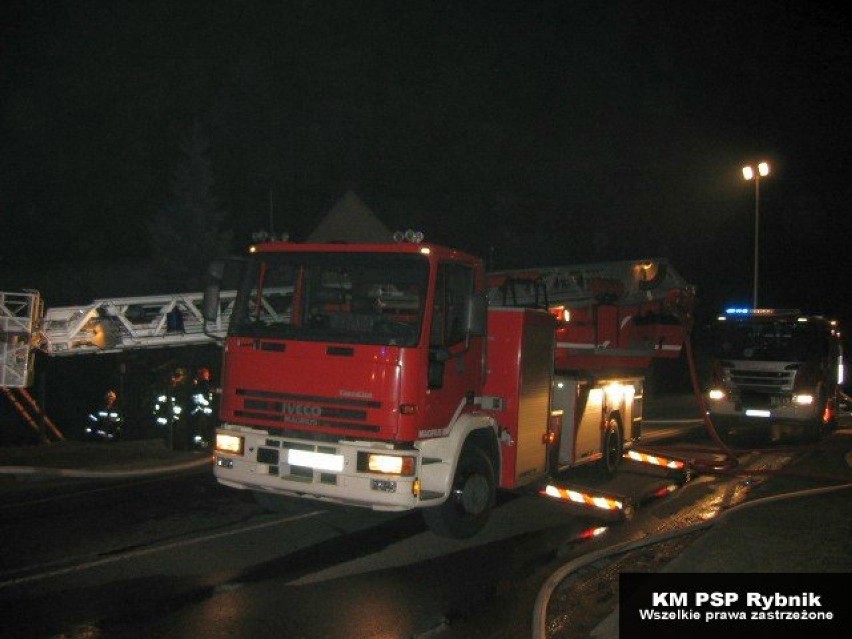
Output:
[1, 288, 237, 440]
[487, 257, 694, 370]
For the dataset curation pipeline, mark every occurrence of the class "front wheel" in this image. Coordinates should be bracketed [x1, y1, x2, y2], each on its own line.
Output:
[802, 390, 834, 443]
[423, 445, 496, 539]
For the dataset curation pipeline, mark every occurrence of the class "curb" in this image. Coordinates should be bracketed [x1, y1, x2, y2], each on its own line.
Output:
[531, 481, 852, 639]
[0, 454, 213, 479]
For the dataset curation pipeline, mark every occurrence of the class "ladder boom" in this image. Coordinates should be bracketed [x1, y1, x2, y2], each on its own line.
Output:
[487, 258, 690, 308]
[1, 289, 237, 388]
[486, 258, 695, 373]
[1, 291, 42, 388]
[39, 290, 236, 355]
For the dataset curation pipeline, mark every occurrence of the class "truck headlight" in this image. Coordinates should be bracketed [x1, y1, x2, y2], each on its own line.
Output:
[708, 388, 726, 401]
[359, 453, 415, 476]
[793, 393, 814, 406]
[216, 433, 244, 454]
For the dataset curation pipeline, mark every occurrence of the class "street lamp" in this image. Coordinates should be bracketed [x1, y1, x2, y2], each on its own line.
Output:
[742, 161, 770, 308]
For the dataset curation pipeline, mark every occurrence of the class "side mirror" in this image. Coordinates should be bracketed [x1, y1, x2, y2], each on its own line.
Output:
[208, 259, 226, 282]
[202, 283, 221, 322]
[202, 259, 225, 323]
[430, 346, 452, 363]
[465, 292, 488, 337]
[428, 347, 450, 389]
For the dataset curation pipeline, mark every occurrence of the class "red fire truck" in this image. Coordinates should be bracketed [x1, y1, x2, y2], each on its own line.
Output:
[202, 238, 693, 538]
[703, 307, 845, 442]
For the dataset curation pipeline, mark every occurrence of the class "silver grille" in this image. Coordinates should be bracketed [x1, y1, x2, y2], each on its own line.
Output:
[726, 368, 795, 393]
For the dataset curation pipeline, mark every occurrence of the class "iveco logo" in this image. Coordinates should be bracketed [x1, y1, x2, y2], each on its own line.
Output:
[282, 403, 322, 417]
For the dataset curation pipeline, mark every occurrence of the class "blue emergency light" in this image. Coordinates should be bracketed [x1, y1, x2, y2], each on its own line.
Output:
[723, 307, 800, 317]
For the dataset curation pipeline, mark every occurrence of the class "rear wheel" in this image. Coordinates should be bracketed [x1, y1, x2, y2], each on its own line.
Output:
[423, 445, 496, 539]
[599, 418, 623, 477]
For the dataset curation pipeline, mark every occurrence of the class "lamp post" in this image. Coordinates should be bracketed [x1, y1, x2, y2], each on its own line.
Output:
[742, 161, 770, 308]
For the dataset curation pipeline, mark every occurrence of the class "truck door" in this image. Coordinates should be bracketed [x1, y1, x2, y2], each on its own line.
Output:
[425, 262, 481, 430]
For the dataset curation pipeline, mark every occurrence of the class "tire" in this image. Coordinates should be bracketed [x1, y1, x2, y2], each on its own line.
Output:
[825, 390, 839, 433]
[422, 445, 496, 539]
[599, 418, 623, 477]
[802, 390, 832, 443]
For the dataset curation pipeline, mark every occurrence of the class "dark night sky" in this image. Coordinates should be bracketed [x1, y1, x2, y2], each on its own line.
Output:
[2, 1, 852, 326]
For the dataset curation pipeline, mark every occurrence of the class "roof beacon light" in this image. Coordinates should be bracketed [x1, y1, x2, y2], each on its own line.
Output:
[724, 307, 800, 317]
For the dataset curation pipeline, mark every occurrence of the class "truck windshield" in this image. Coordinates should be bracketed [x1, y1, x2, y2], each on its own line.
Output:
[709, 320, 828, 362]
[229, 252, 429, 347]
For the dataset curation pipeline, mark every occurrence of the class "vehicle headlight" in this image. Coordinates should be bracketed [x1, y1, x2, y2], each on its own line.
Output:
[793, 393, 814, 406]
[708, 388, 726, 401]
[359, 453, 416, 476]
[216, 433, 244, 454]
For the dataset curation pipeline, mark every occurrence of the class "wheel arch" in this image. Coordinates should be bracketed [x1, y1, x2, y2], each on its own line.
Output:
[418, 412, 499, 502]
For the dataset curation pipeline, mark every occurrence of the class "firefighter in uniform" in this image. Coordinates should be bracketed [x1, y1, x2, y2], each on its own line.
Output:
[85, 389, 123, 441]
[152, 368, 194, 450]
[190, 367, 215, 448]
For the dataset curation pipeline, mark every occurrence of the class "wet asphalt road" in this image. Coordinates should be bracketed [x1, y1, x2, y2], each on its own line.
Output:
[0, 469, 610, 638]
[0, 407, 811, 639]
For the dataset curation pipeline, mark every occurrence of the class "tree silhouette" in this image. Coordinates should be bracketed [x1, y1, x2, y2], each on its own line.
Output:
[148, 121, 232, 292]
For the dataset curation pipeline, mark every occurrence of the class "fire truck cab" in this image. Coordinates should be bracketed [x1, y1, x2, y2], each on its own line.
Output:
[703, 307, 845, 441]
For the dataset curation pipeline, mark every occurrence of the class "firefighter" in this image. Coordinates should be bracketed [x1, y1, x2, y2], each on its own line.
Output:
[85, 389, 123, 441]
[190, 367, 215, 448]
[152, 368, 194, 450]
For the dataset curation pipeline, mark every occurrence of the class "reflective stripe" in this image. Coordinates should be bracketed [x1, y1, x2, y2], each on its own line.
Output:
[625, 449, 686, 470]
[542, 485, 624, 511]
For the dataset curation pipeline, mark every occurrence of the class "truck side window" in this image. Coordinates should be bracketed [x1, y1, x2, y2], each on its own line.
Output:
[432, 263, 473, 348]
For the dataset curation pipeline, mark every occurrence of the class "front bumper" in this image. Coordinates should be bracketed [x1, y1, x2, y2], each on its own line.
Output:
[706, 398, 821, 431]
[213, 426, 426, 511]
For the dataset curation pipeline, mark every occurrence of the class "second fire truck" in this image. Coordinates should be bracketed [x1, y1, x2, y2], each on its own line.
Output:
[203, 237, 694, 538]
[703, 307, 845, 442]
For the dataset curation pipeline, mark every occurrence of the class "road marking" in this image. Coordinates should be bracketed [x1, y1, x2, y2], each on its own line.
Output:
[0, 455, 213, 479]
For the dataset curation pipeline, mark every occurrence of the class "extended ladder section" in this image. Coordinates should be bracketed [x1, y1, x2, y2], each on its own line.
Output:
[487, 258, 695, 371]
[1, 291, 42, 388]
[487, 258, 690, 308]
[39, 290, 236, 355]
[1, 289, 237, 389]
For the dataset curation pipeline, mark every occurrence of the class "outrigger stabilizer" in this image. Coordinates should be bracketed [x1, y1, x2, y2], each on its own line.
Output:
[537, 446, 695, 523]
[538, 479, 635, 522]
[623, 448, 694, 482]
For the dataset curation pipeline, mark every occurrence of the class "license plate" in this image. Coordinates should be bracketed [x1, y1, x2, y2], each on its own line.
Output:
[745, 409, 771, 418]
[287, 449, 344, 472]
